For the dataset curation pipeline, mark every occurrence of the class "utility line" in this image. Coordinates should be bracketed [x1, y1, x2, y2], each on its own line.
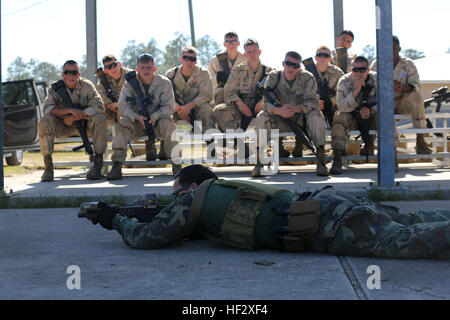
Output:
[2, 0, 50, 17]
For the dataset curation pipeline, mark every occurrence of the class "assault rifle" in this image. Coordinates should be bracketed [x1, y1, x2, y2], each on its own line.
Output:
[169, 67, 196, 126]
[240, 66, 267, 131]
[352, 80, 377, 162]
[424, 86, 450, 138]
[302, 58, 335, 128]
[96, 68, 135, 156]
[256, 83, 325, 166]
[124, 71, 156, 141]
[78, 193, 166, 223]
[51, 80, 94, 161]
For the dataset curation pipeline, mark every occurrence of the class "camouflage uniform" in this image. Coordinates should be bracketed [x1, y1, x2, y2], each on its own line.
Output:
[331, 49, 356, 73]
[96, 67, 133, 125]
[111, 73, 180, 164]
[208, 51, 246, 105]
[38, 77, 107, 155]
[370, 57, 427, 129]
[213, 61, 273, 132]
[112, 183, 450, 259]
[256, 69, 325, 150]
[332, 72, 378, 152]
[165, 65, 214, 133]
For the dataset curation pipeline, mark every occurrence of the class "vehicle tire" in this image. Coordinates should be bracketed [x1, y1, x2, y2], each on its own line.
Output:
[6, 150, 23, 166]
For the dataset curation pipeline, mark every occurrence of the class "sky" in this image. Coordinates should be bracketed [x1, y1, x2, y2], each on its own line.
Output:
[1, 0, 450, 79]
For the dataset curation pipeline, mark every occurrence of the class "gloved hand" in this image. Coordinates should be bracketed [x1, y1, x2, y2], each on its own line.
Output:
[90, 202, 117, 230]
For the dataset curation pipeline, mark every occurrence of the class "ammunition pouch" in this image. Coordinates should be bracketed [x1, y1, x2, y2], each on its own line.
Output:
[272, 199, 321, 252]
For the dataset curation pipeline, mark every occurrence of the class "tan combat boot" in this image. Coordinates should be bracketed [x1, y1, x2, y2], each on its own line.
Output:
[146, 139, 157, 161]
[41, 155, 54, 182]
[330, 149, 343, 175]
[416, 134, 432, 154]
[86, 153, 104, 180]
[107, 161, 123, 180]
[316, 146, 329, 176]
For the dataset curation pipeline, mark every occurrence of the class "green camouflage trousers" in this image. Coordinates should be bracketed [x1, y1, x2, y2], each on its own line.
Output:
[309, 189, 450, 259]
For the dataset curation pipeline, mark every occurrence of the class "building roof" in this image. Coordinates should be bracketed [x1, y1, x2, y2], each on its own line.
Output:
[414, 53, 450, 83]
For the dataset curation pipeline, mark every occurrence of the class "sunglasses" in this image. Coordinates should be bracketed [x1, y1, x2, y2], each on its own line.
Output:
[316, 52, 331, 58]
[352, 67, 368, 73]
[182, 55, 197, 62]
[63, 70, 79, 76]
[104, 61, 119, 70]
[225, 40, 239, 44]
[284, 60, 301, 69]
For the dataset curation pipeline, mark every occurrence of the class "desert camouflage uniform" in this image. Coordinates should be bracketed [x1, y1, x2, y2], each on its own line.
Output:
[38, 78, 107, 155]
[96, 67, 133, 125]
[165, 65, 214, 133]
[111, 73, 180, 163]
[331, 49, 356, 73]
[113, 184, 450, 259]
[316, 64, 345, 108]
[370, 57, 426, 129]
[255, 69, 324, 148]
[332, 72, 378, 152]
[213, 61, 273, 132]
[208, 51, 246, 105]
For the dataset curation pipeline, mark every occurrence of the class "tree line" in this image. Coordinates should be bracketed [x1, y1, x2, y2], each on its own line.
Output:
[5, 33, 220, 85]
[5, 32, 445, 85]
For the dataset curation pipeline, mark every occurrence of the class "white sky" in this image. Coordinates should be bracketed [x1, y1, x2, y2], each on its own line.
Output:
[1, 0, 450, 78]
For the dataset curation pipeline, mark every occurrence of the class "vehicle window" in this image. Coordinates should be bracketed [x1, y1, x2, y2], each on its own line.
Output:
[2, 81, 38, 106]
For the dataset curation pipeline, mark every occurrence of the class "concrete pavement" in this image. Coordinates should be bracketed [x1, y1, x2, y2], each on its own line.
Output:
[1, 162, 450, 300]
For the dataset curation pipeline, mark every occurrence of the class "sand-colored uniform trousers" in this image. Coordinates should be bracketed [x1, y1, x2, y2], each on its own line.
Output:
[208, 51, 246, 105]
[214, 61, 273, 132]
[38, 78, 107, 155]
[256, 70, 324, 148]
[371, 57, 426, 128]
[165, 65, 214, 133]
[332, 72, 379, 151]
[111, 73, 180, 163]
[97, 67, 133, 125]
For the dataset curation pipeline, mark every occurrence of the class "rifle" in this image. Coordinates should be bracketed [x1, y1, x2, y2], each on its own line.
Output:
[302, 58, 335, 128]
[51, 80, 94, 161]
[352, 79, 377, 162]
[256, 82, 326, 166]
[124, 71, 156, 141]
[216, 53, 230, 87]
[424, 86, 450, 138]
[96, 68, 135, 157]
[169, 67, 196, 126]
[78, 193, 166, 223]
[240, 66, 267, 131]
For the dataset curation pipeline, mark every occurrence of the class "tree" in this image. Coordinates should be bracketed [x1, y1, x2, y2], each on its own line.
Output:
[402, 49, 425, 60]
[6, 57, 33, 80]
[196, 35, 221, 68]
[362, 45, 376, 65]
[6, 57, 60, 85]
[32, 62, 60, 85]
[120, 39, 162, 70]
[159, 32, 190, 74]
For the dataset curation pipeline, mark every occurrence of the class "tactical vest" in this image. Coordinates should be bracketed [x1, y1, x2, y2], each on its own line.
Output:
[185, 179, 321, 252]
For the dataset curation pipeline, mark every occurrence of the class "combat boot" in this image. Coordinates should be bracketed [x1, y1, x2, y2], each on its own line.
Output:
[316, 146, 329, 176]
[330, 149, 343, 175]
[158, 140, 168, 160]
[86, 153, 104, 180]
[172, 163, 182, 176]
[145, 139, 157, 161]
[360, 136, 375, 156]
[278, 138, 290, 158]
[292, 139, 303, 158]
[416, 134, 432, 155]
[41, 155, 54, 182]
[107, 161, 123, 180]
